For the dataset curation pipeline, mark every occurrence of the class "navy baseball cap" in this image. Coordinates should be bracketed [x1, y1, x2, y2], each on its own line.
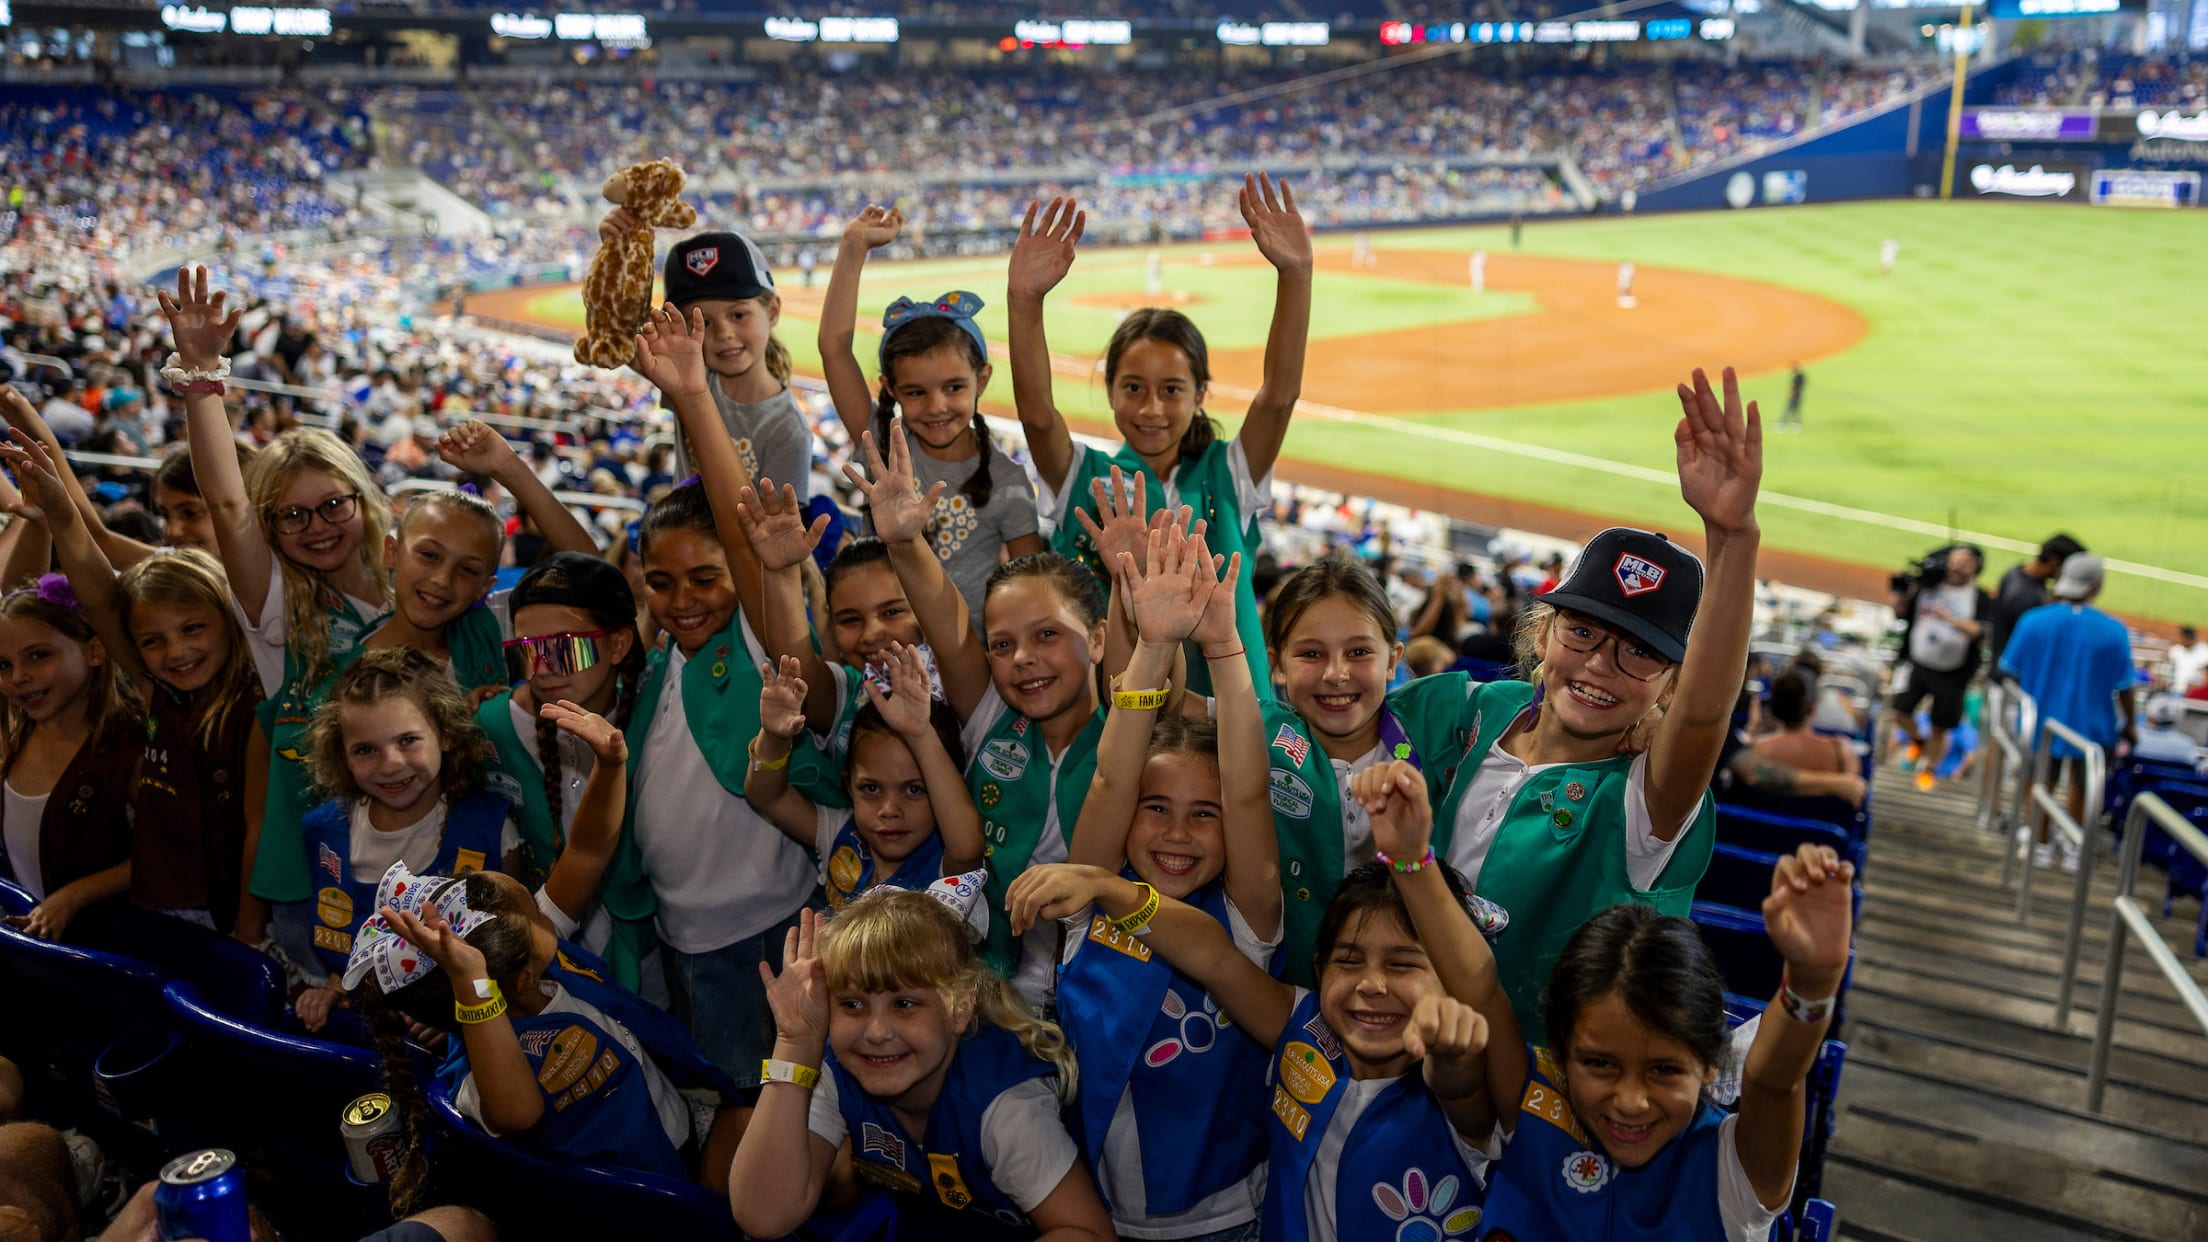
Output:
[1540, 528, 1705, 664]
[663, 231, 774, 306]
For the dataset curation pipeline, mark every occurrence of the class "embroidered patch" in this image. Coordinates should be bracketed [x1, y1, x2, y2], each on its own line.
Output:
[853, 1160, 924, 1196]
[685, 247, 719, 276]
[1562, 1149, 1614, 1194]
[1278, 1041, 1336, 1105]
[1271, 723, 1311, 766]
[979, 737, 1029, 781]
[860, 1122, 905, 1166]
[1144, 990, 1221, 1067]
[929, 1153, 973, 1210]
[454, 848, 486, 874]
[316, 886, 354, 931]
[1270, 1085, 1313, 1140]
[980, 783, 1002, 809]
[534, 1026, 600, 1094]
[1269, 769, 1315, 819]
[1086, 914, 1152, 963]
[1302, 1011, 1343, 1062]
[826, 845, 866, 905]
[1615, 553, 1666, 597]
[319, 842, 345, 883]
[1373, 1169, 1482, 1237]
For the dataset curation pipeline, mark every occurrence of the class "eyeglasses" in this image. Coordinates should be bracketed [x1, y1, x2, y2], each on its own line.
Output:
[503, 631, 606, 680]
[268, 493, 361, 536]
[1553, 612, 1672, 682]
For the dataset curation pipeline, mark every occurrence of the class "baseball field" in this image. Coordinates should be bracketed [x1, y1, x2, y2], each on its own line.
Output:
[472, 199, 2208, 626]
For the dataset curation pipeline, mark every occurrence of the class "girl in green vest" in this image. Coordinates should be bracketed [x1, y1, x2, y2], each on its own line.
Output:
[847, 419, 1112, 1007]
[1006, 178, 1313, 696]
[1430, 367, 1765, 1041]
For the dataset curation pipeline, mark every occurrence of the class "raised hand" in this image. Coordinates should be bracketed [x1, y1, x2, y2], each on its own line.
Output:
[1349, 760, 1432, 865]
[1122, 522, 1219, 649]
[631, 303, 711, 401]
[844, 204, 906, 250]
[155, 264, 242, 370]
[1073, 467, 1155, 585]
[542, 699, 628, 764]
[598, 205, 641, 246]
[1762, 844, 1854, 991]
[759, 907, 829, 1046]
[1189, 552, 1244, 655]
[864, 642, 936, 739]
[735, 478, 830, 573]
[1674, 366, 1763, 537]
[1007, 197, 1086, 300]
[381, 901, 489, 982]
[0, 430, 74, 530]
[758, 655, 810, 740]
[1005, 862, 1116, 936]
[1239, 173, 1312, 276]
[1402, 991, 1488, 1065]
[841, 419, 945, 546]
[435, 421, 520, 478]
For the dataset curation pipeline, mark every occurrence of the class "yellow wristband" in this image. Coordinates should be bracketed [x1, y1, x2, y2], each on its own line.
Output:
[1110, 674, 1171, 712]
[761, 1058, 821, 1090]
[1113, 882, 1161, 935]
[456, 994, 509, 1025]
[749, 735, 792, 771]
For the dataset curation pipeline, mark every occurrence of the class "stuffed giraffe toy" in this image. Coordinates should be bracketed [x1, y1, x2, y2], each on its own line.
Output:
[573, 158, 698, 369]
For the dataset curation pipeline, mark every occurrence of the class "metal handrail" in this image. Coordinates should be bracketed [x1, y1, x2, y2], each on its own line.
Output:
[388, 477, 645, 515]
[226, 376, 346, 404]
[6, 351, 74, 380]
[64, 450, 163, 472]
[2017, 715, 2106, 1025]
[463, 411, 584, 438]
[2085, 792, 2208, 1111]
[1986, 682, 2036, 882]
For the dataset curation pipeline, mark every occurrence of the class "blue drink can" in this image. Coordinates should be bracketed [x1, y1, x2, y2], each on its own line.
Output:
[154, 1148, 250, 1242]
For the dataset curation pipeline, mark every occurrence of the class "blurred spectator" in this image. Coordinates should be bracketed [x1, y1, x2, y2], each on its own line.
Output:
[2134, 696, 2201, 764]
[2168, 624, 2208, 696]
[1987, 533, 2085, 668]
[1890, 546, 1988, 787]
[2000, 553, 2135, 869]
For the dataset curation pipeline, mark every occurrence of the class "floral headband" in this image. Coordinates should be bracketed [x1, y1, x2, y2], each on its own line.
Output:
[5, 573, 81, 613]
[879, 291, 988, 371]
[340, 861, 493, 993]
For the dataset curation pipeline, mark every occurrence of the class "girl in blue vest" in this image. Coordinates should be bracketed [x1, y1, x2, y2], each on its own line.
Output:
[818, 204, 1045, 623]
[354, 867, 753, 1216]
[291, 647, 519, 1031]
[747, 645, 984, 910]
[732, 889, 1114, 1242]
[848, 420, 1115, 1005]
[475, 552, 652, 981]
[1259, 558, 1490, 986]
[1474, 842, 1853, 1242]
[1430, 367, 1763, 1040]
[1019, 756, 1522, 1242]
[625, 307, 823, 1086]
[4, 435, 262, 936]
[1006, 178, 1311, 696]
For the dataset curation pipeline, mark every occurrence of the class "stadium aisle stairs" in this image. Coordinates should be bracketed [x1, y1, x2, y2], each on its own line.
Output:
[1825, 768, 2208, 1241]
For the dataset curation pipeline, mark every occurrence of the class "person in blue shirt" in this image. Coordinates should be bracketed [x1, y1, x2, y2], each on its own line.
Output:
[1999, 552, 2136, 870]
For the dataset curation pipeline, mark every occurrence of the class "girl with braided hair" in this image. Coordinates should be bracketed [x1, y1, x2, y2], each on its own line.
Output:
[819, 205, 1045, 623]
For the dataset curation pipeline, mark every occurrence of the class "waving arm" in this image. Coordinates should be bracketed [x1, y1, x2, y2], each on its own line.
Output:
[1004, 198, 1082, 493]
[818, 207, 903, 432]
[161, 267, 273, 622]
[1231, 174, 1314, 482]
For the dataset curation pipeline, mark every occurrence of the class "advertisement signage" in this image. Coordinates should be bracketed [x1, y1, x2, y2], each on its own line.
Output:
[1012, 20, 1132, 45]
[1219, 20, 1329, 46]
[1960, 160, 2086, 199]
[818, 16, 899, 42]
[1987, 0, 2119, 15]
[2091, 168, 2202, 207]
[1959, 109, 2097, 141]
[229, 6, 331, 36]
[1762, 169, 1808, 204]
[2136, 110, 2208, 142]
[554, 13, 646, 42]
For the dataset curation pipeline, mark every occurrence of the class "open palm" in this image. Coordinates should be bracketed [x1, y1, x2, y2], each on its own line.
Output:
[1763, 847, 1853, 978]
[156, 265, 242, 368]
[736, 480, 829, 572]
[843, 421, 944, 546]
[632, 303, 710, 399]
[1674, 366, 1762, 535]
[1007, 197, 1085, 299]
[1240, 173, 1312, 275]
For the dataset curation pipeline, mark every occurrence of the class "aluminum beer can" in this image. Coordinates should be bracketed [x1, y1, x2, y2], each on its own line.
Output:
[342, 1091, 406, 1183]
[154, 1148, 249, 1242]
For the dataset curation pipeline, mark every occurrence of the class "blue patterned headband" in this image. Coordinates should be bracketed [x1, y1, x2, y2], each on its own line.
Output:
[879, 290, 988, 371]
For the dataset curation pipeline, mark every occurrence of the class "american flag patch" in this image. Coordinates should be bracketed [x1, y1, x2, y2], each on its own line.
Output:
[861, 1122, 905, 1166]
[319, 842, 344, 882]
[1272, 723, 1311, 766]
[1302, 1011, 1342, 1062]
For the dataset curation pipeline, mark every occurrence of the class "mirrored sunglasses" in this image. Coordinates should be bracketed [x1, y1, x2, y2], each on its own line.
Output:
[503, 630, 606, 680]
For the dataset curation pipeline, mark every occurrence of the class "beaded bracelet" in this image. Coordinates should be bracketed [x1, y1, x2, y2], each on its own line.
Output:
[1373, 847, 1434, 873]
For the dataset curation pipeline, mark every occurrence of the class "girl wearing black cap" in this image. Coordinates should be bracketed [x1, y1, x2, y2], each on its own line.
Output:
[1427, 368, 1765, 1040]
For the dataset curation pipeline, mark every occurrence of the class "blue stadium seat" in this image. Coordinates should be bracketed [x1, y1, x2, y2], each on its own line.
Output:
[1719, 787, 1869, 845]
[70, 902, 284, 1023]
[1724, 997, 1846, 1223]
[423, 1077, 740, 1240]
[1698, 842, 1784, 910]
[1716, 806, 1863, 869]
[0, 890, 172, 1073]
[1695, 902, 1788, 1000]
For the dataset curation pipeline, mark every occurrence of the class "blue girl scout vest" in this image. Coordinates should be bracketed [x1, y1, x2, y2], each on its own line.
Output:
[823, 816, 946, 911]
[827, 1022, 1056, 1228]
[967, 704, 1107, 975]
[1476, 1048, 1729, 1242]
[1264, 672, 1479, 986]
[300, 790, 509, 979]
[435, 1003, 688, 1183]
[544, 938, 745, 1103]
[1054, 881, 1274, 1218]
[1263, 991, 1488, 1242]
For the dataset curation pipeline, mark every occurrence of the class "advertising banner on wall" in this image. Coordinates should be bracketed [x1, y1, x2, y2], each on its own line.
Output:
[1956, 159, 2089, 199]
[1959, 109, 2098, 141]
[2091, 168, 2202, 207]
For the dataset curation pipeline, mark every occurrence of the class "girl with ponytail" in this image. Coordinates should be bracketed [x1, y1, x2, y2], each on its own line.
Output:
[819, 205, 1045, 623]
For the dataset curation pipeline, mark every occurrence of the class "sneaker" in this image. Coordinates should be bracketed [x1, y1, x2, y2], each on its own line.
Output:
[2032, 843, 2055, 869]
[1914, 770, 1937, 792]
[2059, 846, 2082, 874]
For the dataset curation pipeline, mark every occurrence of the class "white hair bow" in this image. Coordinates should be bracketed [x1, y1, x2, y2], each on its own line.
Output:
[340, 861, 491, 993]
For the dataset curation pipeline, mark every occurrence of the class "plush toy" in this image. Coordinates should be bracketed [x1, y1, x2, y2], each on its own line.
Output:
[573, 158, 698, 370]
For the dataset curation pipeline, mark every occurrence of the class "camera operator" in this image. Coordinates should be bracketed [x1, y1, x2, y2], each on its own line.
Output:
[1889, 545, 1990, 787]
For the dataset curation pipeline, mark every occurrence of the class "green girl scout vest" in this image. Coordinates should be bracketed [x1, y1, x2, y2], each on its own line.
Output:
[1050, 440, 1268, 698]
[1263, 672, 1481, 986]
[967, 701, 1108, 976]
[1430, 680, 1716, 1043]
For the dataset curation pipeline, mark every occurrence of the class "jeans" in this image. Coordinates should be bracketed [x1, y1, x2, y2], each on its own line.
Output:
[663, 902, 810, 1088]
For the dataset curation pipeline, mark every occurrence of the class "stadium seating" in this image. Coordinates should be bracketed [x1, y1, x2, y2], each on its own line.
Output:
[1717, 805, 1865, 871]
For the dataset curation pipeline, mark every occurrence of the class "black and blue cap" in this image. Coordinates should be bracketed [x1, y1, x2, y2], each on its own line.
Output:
[1541, 527, 1705, 664]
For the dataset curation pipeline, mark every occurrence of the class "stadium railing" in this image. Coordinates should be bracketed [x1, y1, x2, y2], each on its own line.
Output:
[2018, 716, 2107, 1027]
[1983, 680, 2036, 882]
[2085, 792, 2208, 1111]
[389, 476, 648, 515]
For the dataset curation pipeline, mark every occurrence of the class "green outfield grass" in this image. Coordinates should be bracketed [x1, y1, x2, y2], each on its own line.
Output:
[524, 201, 2208, 622]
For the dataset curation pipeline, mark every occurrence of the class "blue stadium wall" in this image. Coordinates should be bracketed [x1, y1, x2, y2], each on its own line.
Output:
[1635, 97, 1931, 211]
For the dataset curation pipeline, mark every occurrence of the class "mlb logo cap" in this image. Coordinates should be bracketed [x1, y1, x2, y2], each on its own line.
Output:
[1540, 527, 1705, 664]
[663, 231, 775, 306]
